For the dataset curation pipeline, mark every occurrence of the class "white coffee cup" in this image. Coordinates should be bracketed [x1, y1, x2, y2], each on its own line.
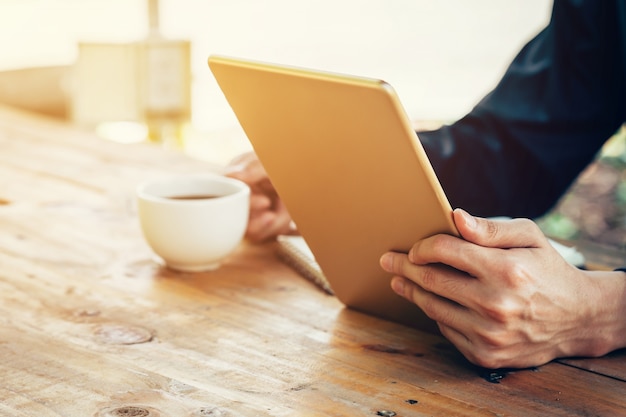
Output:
[136, 174, 250, 271]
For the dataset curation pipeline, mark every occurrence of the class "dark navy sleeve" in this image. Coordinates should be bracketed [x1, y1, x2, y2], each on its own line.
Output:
[418, 0, 626, 218]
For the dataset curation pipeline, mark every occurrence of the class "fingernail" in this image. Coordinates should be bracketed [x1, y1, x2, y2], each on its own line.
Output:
[379, 253, 392, 271]
[407, 247, 416, 263]
[457, 208, 476, 229]
[223, 163, 244, 175]
[390, 277, 405, 295]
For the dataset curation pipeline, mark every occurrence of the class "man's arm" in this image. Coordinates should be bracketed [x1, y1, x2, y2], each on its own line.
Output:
[419, 0, 626, 218]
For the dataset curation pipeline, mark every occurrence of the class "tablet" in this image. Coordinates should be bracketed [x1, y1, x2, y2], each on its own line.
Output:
[209, 55, 458, 332]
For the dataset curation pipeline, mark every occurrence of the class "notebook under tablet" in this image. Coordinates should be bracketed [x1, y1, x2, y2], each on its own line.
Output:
[209, 55, 459, 333]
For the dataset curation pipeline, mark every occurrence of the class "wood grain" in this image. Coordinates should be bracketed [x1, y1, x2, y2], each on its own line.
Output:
[1, 104, 625, 416]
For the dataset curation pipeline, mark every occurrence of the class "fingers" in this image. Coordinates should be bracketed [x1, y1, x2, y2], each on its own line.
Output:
[224, 151, 268, 185]
[382, 252, 480, 311]
[453, 208, 546, 249]
[226, 152, 280, 209]
[405, 233, 492, 282]
[381, 209, 588, 369]
[390, 275, 467, 320]
[225, 152, 294, 242]
[246, 201, 293, 242]
[386, 264, 540, 369]
[401, 210, 550, 279]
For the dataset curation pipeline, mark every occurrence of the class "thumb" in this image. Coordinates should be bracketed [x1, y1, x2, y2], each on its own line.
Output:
[224, 153, 268, 185]
[453, 208, 545, 249]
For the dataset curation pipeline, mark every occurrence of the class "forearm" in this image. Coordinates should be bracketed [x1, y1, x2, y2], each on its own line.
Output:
[419, 0, 626, 218]
[418, 119, 593, 218]
[566, 270, 626, 358]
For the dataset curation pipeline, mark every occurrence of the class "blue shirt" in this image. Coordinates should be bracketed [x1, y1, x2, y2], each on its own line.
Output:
[418, 0, 626, 218]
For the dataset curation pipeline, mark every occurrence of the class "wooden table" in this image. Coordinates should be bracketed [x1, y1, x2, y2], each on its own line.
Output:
[1, 104, 625, 417]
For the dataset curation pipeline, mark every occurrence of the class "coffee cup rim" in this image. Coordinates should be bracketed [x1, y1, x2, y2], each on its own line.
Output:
[136, 174, 250, 204]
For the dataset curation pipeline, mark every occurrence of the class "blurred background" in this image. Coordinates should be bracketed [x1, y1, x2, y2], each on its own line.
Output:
[0, 0, 551, 152]
[1, 0, 625, 248]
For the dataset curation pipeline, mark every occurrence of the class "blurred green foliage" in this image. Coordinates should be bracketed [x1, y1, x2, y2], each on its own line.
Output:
[536, 126, 626, 249]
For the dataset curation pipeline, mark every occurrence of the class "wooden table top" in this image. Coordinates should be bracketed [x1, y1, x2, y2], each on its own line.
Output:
[1, 104, 625, 416]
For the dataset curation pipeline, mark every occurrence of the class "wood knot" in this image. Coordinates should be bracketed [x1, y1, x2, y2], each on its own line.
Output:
[362, 344, 424, 357]
[94, 323, 153, 345]
[192, 408, 228, 416]
[96, 406, 159, 417]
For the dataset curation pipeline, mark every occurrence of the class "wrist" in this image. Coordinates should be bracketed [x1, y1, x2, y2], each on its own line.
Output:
[565, 270, 626, 358]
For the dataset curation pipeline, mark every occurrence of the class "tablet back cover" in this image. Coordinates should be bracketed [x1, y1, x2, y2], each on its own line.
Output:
[209, 55, 458, 332]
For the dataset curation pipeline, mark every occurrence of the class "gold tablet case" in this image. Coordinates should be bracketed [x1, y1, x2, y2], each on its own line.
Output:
[209, 55, 458, 332]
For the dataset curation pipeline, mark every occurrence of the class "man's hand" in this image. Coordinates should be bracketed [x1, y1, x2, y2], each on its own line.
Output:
[224, 152, 294, 242]
[380, 208, 626, 369]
